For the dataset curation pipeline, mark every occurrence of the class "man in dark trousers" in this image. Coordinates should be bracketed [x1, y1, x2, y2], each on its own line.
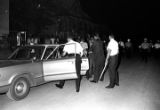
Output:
[90, 33, 105, 83]
[105, 34, 119, 88]
[139, 38, 150, 63]
[86, 37, 94, 79]
[55, 35, 83, 92]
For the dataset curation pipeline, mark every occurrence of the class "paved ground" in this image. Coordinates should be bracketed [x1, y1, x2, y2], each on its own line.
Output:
[0, 50, 160, 110]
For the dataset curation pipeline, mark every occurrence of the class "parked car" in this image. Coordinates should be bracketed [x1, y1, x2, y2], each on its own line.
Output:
[0, 44, 89, 101]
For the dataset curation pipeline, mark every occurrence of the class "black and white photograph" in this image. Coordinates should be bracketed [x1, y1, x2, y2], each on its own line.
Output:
[0, 0, 160, 110]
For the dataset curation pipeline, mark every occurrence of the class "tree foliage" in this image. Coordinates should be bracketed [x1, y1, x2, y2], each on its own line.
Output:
[10, 0, 89, 34]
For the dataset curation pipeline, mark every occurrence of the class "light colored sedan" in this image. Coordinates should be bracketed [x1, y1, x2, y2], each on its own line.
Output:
[0, 44, 89, 101]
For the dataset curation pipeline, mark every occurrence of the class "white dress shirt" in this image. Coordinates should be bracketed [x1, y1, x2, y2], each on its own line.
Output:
[107, 39, 119, 56]
[63, 40, 83, 56]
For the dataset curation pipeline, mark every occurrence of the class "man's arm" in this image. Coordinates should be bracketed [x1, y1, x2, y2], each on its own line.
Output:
[62, 45, 67, 56]
[106, 49, 111, 63]
[62, 51, 67, 56]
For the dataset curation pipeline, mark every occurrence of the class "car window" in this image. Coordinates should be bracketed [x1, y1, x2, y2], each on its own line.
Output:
[46, 44, 77, 60]
[9, 46, 44, 60]
[43, 47, 55, 60]
[46, 45, 64, 60]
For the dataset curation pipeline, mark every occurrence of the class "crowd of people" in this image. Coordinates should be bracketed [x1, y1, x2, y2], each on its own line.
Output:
[118, 37, 160, 63]
[12, 33, 160, 92]
[53, 33, 120, 92]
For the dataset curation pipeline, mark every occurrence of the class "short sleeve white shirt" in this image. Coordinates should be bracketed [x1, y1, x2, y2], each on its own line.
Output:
[63, 40, 83, 56]
[107, 39, 119, 56]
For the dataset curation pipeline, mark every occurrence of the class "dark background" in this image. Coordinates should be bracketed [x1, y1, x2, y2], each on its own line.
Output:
[80, 0, 160, 40]
[0, 0, 9, 35]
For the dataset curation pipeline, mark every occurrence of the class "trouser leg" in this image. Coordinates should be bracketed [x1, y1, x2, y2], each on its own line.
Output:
[94, 62, 104, 82]
[108, 67, 115, 86]
[115, 71, 119, 84]
[89, 57, 93, 76]
[86, 56, 93, 79]
[93, 63, 99, 82]
[142, 50, 145, 61]
[75, 55, 81, 91]
[144, 50, 148, 63]
[108, 56, 118, 86]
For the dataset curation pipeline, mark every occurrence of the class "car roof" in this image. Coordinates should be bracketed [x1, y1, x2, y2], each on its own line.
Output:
[25, 44, 60, 48]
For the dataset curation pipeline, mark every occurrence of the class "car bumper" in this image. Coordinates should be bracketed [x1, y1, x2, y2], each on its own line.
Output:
[0, 85, 10, 93]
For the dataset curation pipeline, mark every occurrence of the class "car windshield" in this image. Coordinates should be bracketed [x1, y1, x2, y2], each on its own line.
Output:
[9, 46, 45, 60]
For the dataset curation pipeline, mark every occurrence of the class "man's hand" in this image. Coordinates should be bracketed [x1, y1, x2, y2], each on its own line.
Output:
[62, 51, 67, 57]
[105, 58, 108, 65]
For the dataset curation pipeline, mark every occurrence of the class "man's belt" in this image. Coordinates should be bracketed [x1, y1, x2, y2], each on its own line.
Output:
[68, 53, 80, 57]
[110, 54, 118, 57]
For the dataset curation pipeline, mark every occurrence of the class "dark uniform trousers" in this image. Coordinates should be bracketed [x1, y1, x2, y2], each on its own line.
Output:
[141, 49, 149, 63]
[88, 53, 95, 77]
[58, 54, 82, 91]
[108, 55, 119, 87]
[93, 60, 105, 82]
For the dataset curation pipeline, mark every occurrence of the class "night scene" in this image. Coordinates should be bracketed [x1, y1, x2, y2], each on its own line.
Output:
[0, 0, 160, 110]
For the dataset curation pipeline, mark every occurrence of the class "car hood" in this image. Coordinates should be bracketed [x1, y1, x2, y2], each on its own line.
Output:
[0, 60, 32, 68]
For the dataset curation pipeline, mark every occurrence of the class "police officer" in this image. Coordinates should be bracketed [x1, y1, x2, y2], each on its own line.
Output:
[105, 34, 119, 88]
[55, 35, 83, 92]
[139, 38, 150, 63]
[125, 38, 132, 58]
[90, 33, 105, 83]
[154, 40, 160, 58]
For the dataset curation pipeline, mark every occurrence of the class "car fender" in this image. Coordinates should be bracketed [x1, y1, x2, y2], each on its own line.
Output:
[9, 73, 35, 87]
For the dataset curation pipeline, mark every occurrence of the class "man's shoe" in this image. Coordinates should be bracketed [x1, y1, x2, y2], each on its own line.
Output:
[115, 83, 119, 86]
[90, 80, 97, 83]
[55, 84, 63, 89]
[86, 76, 91, 80]
[100, 78, 104, 81]
[105, 85, 114, 88]
[76, 89, 80, 92]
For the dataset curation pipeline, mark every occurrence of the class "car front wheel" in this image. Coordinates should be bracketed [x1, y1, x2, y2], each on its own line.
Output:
[7, 77, 30, 101]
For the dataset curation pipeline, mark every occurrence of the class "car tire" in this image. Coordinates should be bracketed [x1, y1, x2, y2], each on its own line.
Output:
[7, 77, 30, 101]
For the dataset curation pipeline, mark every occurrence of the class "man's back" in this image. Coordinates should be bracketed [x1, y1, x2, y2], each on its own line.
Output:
[93, 40, 105, 61]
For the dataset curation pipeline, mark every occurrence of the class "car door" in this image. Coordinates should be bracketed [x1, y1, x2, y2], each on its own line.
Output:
[81, 57, 89, 75]
[42, 44, 77, 82]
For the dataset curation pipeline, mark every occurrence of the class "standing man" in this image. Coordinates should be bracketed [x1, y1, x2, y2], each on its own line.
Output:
[86, 37, 94, 79]
[139, 38, 150, 63]
[125, 38, 132, 58]
[90, 33, 105, 83]
[153, 40, 160, 58]
[55, 35, 83, 92]
[105, 34, 119, 88]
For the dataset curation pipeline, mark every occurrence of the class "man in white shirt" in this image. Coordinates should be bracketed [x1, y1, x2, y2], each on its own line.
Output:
[55, 35, 83, 92]
[105, 34, 119, 88]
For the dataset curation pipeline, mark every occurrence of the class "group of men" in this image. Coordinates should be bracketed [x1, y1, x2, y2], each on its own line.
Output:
[118, 38, 133, 58]
[139, 38, 160, 63]
[55, 33, 120, 92]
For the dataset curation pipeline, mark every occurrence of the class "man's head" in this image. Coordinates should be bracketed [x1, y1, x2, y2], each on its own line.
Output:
[81, 38, 85, 42]
[67, 35, 73, 42]
[109, 34, 114, 41]
[144, 38, 148, 42]
[127, 38, 131, 42]
[94, 33, 100, 40]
